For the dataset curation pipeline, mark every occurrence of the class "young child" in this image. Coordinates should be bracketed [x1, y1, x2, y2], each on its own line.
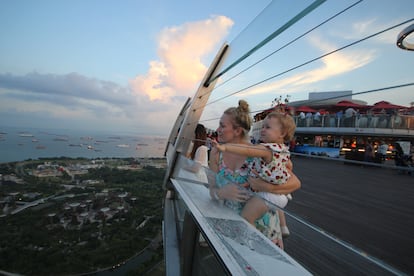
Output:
[213, 111, 296, 237]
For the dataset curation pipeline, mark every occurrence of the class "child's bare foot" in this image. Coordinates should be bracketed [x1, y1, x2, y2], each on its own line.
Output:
[281, 226, 290, 238]
[272, 238, 284, 250]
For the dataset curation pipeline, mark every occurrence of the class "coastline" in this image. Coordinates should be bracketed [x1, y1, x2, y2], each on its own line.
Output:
[0, 126, 167, 163]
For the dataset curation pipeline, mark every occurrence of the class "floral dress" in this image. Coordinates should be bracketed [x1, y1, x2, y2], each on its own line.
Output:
[215, 153, 282, 242]
[249, 143, 291, 208]
[250, 143, 291, 184]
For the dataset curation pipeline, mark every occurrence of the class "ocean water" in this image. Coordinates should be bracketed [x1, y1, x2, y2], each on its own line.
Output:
[0, 126, 167, 163]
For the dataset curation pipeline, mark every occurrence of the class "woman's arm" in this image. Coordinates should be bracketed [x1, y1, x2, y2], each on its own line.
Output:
[183, 160, 202, 173]
[184, 146, 208, 173]
[193, 146, 208, 168]
[248, 171, 301, 194]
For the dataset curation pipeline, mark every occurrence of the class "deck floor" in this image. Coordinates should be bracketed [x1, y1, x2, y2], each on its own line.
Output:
[284, 155, 414, 275]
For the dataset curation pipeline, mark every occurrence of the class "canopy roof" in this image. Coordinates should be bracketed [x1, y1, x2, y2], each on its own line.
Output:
[296, 106, 317, 113]
[372, 101, 407, 110]
[335, 100, 365, 108]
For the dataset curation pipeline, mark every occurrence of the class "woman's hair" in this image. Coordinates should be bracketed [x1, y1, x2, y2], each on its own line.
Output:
[223, 100, 252, 138]
[190, 123, 207, 159]
[395, 142, 403, 153]
[266, 112, 296, 142]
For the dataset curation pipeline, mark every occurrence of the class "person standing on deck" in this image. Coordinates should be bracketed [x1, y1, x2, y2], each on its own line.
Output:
[209, 100, 301, 249]
[212, 111, 297, 238]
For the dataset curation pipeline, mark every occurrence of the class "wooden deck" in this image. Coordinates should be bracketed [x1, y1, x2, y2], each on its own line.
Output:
[284, 155, 414, 275]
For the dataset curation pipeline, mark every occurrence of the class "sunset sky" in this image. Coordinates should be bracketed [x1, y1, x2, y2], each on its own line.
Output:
[1, 0, 413, 136]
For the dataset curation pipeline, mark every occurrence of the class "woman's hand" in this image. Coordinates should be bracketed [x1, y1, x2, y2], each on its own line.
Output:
[211, 140, 226, 152]
[287, 160, 293, 171]
[217, 183, 250, 202]
[247, 176, 266, 192]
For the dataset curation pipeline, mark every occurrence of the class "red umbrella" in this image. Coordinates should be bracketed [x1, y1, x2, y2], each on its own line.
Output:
[335, 100, 365, 108]
[318, 109, 327, 115]
[372, 101, 407, 110]
[295, 106, 317, 113]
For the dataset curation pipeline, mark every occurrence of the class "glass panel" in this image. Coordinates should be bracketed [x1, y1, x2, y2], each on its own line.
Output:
[192, 232, 228, 275]
[201, 0, 414, 130]
[172, 154, 213, 186]
[207, 0, 326, 85]
[192, 2, 414, 274]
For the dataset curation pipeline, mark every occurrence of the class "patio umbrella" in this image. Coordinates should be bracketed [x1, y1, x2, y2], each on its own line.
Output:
[295, 106, 317, 113]
[335, 100, 365, 108]
[372, 101, 407, 109]
[318, 109, 327, 115]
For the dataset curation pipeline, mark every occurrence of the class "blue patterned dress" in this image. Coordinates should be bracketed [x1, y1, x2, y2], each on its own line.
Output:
[215, 153, 282, 242]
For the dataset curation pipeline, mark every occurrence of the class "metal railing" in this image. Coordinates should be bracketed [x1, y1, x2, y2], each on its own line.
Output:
[294, 113, 414, 130]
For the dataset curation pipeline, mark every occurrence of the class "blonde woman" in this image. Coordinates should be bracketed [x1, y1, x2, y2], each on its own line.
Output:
[213, 112, 296, 237]
[209, 100, 300, 248]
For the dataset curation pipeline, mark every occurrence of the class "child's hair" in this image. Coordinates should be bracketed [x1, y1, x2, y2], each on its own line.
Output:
[266, 112, 296, 142]
[190, 123, 207, 160]
[224, 100, 252, 138]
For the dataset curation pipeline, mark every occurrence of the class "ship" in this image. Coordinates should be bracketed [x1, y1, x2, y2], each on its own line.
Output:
[117, 144, 130, 148]
[19, 133, 34, 137]
[69, 143, 82, 147]
[53, 137, 69, 142]
[162, 1, 413, 275]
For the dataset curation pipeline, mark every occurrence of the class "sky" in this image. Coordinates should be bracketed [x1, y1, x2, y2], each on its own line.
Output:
[1, 0, 414, 136]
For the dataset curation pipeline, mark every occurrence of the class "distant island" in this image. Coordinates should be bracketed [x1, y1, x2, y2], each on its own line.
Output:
[0, 157, 166, 275]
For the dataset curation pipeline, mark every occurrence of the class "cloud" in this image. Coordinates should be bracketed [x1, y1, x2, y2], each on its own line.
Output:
[129, 15, 233, 101]
[0, 16, 233, 135]
[295, 35, 375, 83]
[0, 71, 180, 133]
[0, 72, 137, 129]
[0, 72, 133, 106]
[237, 34, 375, 98]
[336, 17, 403, 45]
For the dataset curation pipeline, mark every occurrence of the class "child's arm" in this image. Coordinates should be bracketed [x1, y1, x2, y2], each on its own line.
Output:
[212, 140, 270, 159]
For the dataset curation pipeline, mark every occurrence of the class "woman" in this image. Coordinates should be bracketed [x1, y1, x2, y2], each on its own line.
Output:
[209, 100, 301, 248]
[189, 123, 209, 167]
[186, 124, 209, 182]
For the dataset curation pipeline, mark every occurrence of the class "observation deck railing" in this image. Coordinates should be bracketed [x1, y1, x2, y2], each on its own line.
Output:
[163, 0, 414, 275]
[294, 113, 414, 130]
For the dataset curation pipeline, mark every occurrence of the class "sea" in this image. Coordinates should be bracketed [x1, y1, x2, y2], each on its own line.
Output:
[0, 126, 167, 163]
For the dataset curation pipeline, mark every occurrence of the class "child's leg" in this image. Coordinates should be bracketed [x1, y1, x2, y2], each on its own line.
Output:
[278, 210, 286, 227]
[278, 210, 290, 237]
[241, 196, 268, 225]
[273, 238, 284, 250]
